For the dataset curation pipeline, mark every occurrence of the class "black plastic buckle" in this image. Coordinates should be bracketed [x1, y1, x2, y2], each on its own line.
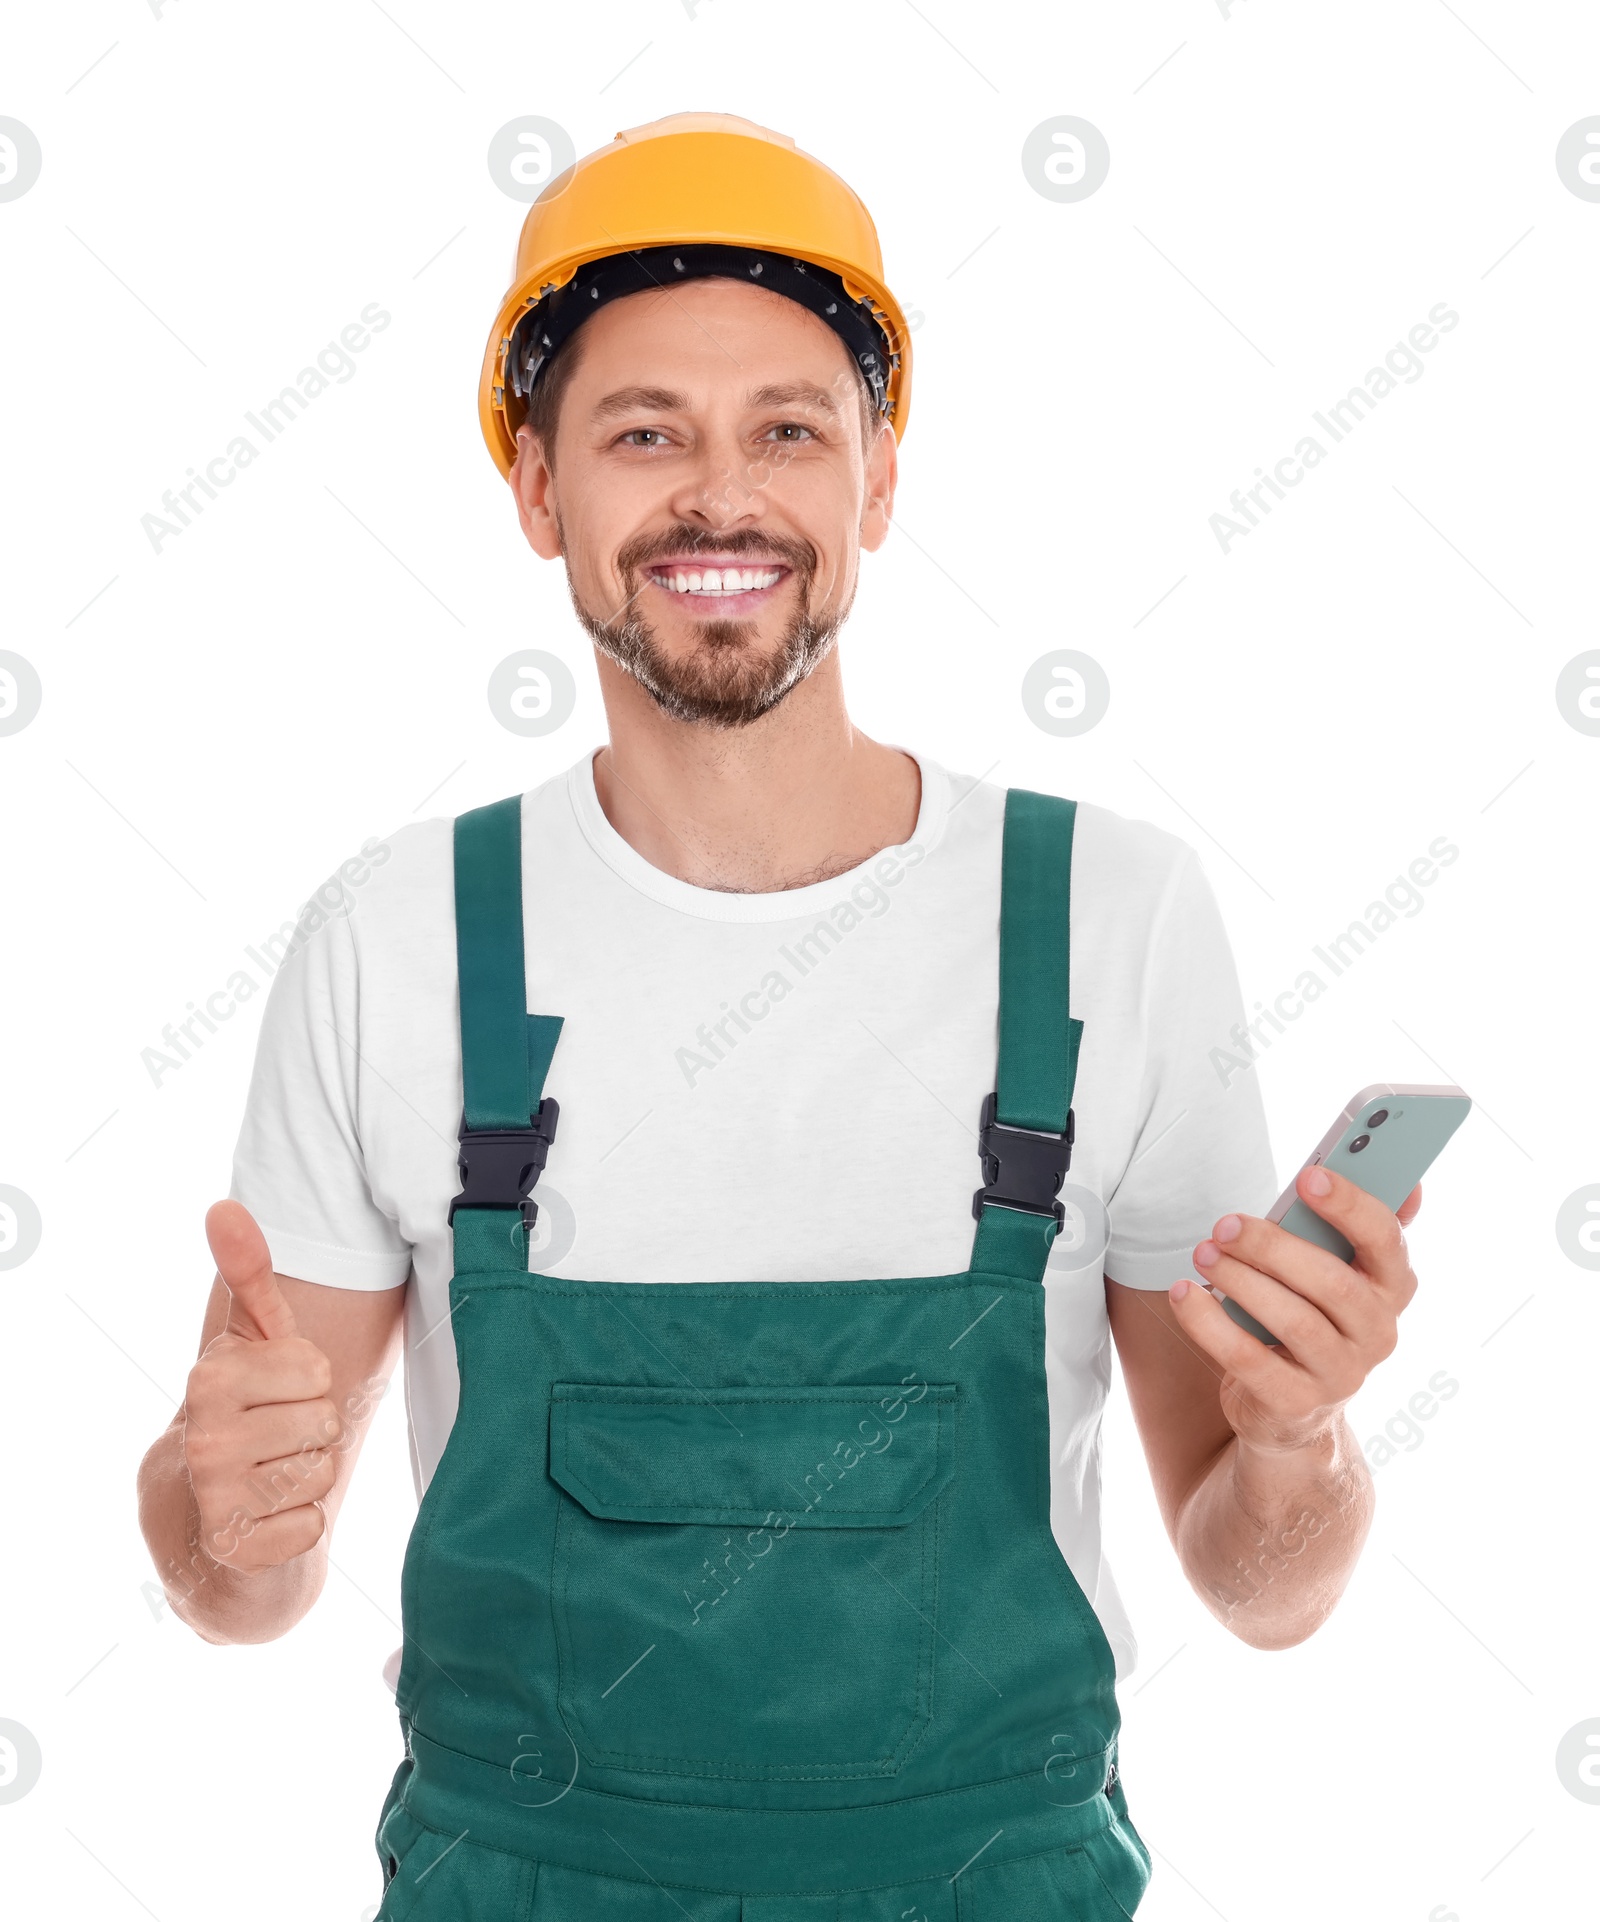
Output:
[971, 1091, 1073, 1227]
[448, 1098, 560, 1233]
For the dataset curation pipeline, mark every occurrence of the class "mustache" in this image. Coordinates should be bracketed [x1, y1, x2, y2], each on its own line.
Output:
[614, 526, 818, 578]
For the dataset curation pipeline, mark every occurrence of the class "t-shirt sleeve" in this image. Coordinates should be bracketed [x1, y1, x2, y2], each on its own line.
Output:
[1102, 848, 1279, 1290]
[228, 905, 414, 1290]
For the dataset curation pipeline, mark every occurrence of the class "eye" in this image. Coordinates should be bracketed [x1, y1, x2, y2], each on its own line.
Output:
[763, 421, 816, 443]
[617, 427, 671, 448]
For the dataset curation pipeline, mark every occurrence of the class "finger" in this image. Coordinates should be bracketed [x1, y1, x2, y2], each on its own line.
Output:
[207, 1200, 299, 1342]
[1193, 1243, 1362, 1377]
[1290, 1166, 1414, 1297]
[189, 1336, 333, 1416]
[204, 1502, 327, 1572]
[232, 1397, 343, 1464]
[234, 1446, 338, 1519]
[1196, 1215, 1389, 1350]
[1397, 1182, 1423, 1227]
[1166, 1276, 1301, 1382]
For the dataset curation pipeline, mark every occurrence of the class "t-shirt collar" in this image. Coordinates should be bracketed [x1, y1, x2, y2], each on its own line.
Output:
[564, 744, 948, 923]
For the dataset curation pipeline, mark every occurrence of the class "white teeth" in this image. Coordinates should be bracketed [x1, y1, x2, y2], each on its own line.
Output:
[652, 566, 783, 593]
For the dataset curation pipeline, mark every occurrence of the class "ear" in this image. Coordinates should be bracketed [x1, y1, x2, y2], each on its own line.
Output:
[858, 418, 898, 554]
[509, 427, 563, 560]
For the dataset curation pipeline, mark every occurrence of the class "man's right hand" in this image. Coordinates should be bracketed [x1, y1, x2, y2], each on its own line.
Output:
[182, 1201, 341, 1573]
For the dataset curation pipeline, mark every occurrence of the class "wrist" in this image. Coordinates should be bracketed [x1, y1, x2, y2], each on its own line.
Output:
[1231, 1415, 1369, 1527]
[1233, 1415, 1343, 1468]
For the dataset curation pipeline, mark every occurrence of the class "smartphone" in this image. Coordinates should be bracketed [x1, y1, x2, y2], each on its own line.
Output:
[1219, 1083, 1472, 1346]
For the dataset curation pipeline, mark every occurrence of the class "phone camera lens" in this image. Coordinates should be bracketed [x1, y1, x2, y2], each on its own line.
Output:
[1367, 1108, 1389, 1128]
[1349, 1133, 1370, 1153]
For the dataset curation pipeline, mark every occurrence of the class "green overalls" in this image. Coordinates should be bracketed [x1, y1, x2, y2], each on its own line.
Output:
[373, 787, 1154, 1919]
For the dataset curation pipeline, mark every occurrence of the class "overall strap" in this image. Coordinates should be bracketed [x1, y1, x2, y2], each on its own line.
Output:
[449, 793, 562, 1275]
[968, 788, 1082, 1284]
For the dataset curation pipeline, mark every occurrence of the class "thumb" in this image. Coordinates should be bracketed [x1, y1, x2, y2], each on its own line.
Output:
[206, 1200, 299, 1342]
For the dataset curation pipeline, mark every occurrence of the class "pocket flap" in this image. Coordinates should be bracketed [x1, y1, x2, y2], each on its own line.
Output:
[549, 1382, 956, 1529]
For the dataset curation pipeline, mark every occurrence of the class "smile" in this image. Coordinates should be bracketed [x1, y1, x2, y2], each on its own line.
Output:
[646, 563, 788, 597]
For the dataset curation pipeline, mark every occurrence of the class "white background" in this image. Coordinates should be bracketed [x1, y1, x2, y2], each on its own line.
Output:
[2, 2, 1597, 1917]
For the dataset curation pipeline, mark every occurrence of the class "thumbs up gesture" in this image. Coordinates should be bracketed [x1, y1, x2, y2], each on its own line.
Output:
[182, 1201, 340, 1572]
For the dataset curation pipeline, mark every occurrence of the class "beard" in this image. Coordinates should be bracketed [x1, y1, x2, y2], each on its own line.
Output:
[563, 522, 852, 729]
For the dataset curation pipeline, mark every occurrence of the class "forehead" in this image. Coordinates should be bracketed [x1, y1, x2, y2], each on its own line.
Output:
[567, 275, 860, 402]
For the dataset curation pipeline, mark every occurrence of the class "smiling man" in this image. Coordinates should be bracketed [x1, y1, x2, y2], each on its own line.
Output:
[139, 113, 1427, 1919]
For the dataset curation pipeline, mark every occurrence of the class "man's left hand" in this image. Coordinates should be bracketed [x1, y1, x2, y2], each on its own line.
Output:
[1171, 1169, 1424, 1454]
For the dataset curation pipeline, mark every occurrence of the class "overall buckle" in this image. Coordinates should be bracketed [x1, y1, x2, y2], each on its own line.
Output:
[971, 1092, 1073, 1227]
[448, 1098, 560, 1232]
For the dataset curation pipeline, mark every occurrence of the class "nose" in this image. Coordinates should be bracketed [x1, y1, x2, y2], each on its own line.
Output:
[666, 423, 770, 537]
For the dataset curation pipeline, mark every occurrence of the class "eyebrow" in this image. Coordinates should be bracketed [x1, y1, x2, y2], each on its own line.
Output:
[588, 380, 842, 425]
[588, 385, 690, 424]
[746, 382, 842, 415]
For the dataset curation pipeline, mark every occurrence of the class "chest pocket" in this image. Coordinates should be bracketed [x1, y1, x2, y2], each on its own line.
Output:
[548, 1381, 957, 1781]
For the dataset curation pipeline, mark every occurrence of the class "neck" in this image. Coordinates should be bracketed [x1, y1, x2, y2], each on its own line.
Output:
[589, 651, 920, 893]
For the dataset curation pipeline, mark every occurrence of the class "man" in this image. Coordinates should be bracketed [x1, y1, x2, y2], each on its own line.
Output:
[138, 113, 1424, 1916]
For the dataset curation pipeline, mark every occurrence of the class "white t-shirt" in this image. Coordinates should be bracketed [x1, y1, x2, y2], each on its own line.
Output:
[230, 748, 1277, 1680]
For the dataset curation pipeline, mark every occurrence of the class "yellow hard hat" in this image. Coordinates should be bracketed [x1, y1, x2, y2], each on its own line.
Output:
[478, 112, 912, 477]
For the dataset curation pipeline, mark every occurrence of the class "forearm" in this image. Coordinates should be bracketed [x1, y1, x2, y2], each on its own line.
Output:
[136, 1422, 327, 1645]
[1175, 1415, 1373, 1648]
